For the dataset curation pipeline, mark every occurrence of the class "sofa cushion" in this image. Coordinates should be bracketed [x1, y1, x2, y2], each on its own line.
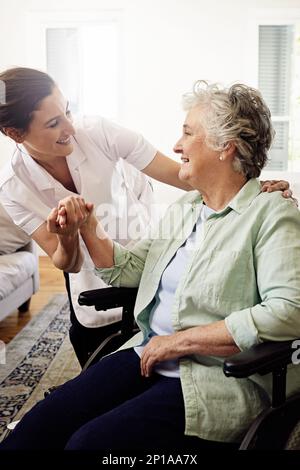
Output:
[0, 203, 30, 255]
[0, 251, 36, 300]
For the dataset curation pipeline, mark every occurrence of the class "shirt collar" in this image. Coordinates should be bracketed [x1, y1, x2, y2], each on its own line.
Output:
[189, 178, 262, 216]
[13, 135, 87, 191]
[226, 178, 262, 214]
[14, 145, 53, 191]
[66, 134, 87, 171]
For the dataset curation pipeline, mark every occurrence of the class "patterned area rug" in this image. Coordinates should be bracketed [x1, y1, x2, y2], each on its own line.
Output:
[0, 294, 81, 442]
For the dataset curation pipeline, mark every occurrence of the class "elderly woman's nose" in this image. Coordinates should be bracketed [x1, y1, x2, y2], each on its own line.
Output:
[173, 141, 183, 153]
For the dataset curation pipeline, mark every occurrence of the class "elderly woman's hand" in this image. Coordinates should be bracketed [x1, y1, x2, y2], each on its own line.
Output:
[47, 196, 92, 236]
[140, 334, 184, 377]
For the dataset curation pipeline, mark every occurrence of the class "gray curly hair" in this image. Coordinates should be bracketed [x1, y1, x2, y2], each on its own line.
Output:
[182, 81, 275, 178]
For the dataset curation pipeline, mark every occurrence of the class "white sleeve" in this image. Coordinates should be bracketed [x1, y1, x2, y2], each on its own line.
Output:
[85, 116, 157, 170]
[0, 189, 45, 236]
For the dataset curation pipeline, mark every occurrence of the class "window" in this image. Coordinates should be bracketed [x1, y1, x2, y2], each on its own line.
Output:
[46, 23, 119, 118]
[258, 25, 293, 171]
[26, 10, 121, 120]
[255, 10, 300, 173]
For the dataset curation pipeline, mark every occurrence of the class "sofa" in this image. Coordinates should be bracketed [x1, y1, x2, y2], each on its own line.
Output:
[0, 203, 39, 322]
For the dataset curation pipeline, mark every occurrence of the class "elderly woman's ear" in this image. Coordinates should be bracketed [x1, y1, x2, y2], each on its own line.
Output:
[2, 127, 25, 143]
[220, 142, 236, 161]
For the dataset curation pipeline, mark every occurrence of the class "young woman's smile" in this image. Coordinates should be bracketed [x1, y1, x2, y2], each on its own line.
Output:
[21, 86, 75, 162]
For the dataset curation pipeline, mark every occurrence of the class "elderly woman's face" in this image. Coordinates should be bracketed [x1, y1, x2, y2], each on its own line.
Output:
[174, 106, 219, 188]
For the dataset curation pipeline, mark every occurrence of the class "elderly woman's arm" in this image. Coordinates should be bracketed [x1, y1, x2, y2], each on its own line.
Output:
[225, 199, 300, 349]
[79, 213, 153, 288]
[79, 214, 114, 268]
[140, 320, 240, 377]
[141, 197, 300, 377]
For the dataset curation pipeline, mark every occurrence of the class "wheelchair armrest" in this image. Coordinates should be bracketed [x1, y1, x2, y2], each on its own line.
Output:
[223, 340, 297, 378]
[78, 287, 139, 342]
[78, 287, 138, 310]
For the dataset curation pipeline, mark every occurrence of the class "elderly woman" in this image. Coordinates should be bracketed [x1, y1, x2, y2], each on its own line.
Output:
[1, 81, 300, 450]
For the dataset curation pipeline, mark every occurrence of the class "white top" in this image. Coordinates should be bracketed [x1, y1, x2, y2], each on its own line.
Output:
[0, 116, 157, 327]
[135, 204, 215, 377]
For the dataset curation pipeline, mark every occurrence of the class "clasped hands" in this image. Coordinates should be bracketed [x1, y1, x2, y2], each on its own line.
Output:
[47, 196, 95, 236]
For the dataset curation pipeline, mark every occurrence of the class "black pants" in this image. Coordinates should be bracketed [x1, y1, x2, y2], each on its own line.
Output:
[0, 350, 237, 450]
[64, 272, 122, 368]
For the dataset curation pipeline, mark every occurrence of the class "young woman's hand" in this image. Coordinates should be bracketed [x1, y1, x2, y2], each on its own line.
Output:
[261, 180, 298, 206]
[47, 196, 92, 236]
[261, 179, 291, 197]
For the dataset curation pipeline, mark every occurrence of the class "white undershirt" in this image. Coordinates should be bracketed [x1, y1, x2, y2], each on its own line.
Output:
[135, 204, 215, 377]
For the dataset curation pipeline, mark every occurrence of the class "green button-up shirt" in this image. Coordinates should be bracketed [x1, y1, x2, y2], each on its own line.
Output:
[95, 178, 300, 442]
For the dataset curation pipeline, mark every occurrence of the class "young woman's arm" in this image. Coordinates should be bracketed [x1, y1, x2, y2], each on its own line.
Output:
[33, 196, 91, 273]
[32, 221, 83, 273]
[143, 150, 293, 196]
[142, 151, 191, 190]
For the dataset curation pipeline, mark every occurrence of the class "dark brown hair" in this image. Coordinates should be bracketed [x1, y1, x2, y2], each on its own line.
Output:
[0, 67, 55, 134]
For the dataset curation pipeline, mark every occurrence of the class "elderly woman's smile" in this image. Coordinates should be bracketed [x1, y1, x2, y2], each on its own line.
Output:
[174, 103, 247, 211]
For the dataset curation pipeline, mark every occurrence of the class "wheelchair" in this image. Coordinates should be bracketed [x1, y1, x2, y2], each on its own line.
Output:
[77, 286, 300, 451]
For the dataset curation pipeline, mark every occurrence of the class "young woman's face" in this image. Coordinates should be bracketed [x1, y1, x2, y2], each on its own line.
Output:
[21, 86, 75, 162]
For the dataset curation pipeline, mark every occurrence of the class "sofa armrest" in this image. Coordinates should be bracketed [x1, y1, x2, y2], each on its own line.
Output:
[18, 240, 35, 255]
[18, 240, 39, 293]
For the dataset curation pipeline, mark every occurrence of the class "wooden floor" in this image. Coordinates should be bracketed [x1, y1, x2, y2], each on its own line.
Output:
[0, 257, 65, 344]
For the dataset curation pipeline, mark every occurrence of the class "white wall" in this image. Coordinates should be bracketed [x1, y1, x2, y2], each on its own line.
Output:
[1, 0, 300, 204]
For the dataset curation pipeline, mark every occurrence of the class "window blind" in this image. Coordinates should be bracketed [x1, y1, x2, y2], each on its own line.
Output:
[258, 25, 294, 170]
